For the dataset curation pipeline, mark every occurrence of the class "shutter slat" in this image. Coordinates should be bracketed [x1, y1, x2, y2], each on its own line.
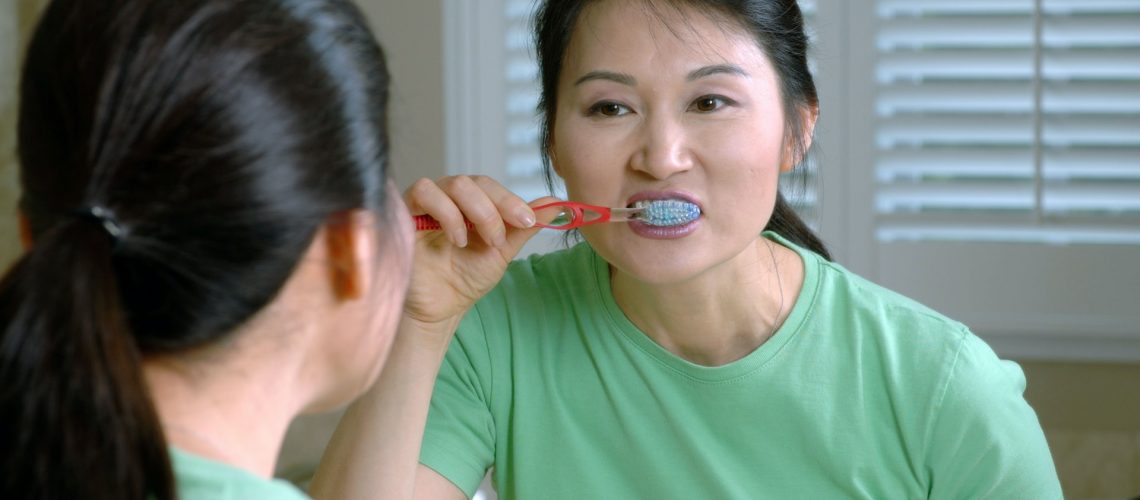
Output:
[1044, 83, 1140, 113]
[879, 17, 1034, 50]
[1045, 0, 1140, 15]
[1044, 49, 1140, 79]
[879, 0, 1032, 17]
[1044, 184, 1140, 213]
[1044, 15, 1140, 48]
[879, 82, 1034, 114]
[878, 115, 1036, 147]
[877, 182, 1035, 213]
[1045, 149, 1140, 180]
[877, 225, 1140, 245]
[878, 50, 1036, 81]
[878, 149, 1033, 180]
[1044, 115, 1140, 147]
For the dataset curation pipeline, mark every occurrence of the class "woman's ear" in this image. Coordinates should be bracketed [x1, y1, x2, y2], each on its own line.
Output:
[19, 212, 32, 250]
[323, 210, 375, 301]
[548, 137, 564, 179]
[780, 104, 819, 173]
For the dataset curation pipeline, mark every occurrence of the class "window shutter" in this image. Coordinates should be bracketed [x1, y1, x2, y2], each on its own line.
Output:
[502, 0, 555, 202]
[868, 0, 1140, 359]
[875, 0, 1140, 244]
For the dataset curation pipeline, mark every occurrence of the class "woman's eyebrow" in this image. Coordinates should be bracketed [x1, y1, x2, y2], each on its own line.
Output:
[574, 70, 636, 87]
[573, 64, 749, 87]
[687, 64, 749, 81]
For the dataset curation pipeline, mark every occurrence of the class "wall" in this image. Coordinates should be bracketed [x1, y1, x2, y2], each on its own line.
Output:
[1023, 361, 1140, 499]
[0, 0, 49, 270]
[354, 0, 447, 188]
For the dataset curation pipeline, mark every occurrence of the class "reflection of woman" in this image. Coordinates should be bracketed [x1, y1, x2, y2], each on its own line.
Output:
[319, 0, 1062, 498]
[0, 1, 414, 498]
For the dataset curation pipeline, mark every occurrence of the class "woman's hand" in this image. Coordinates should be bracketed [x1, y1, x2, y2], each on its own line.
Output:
[402, 175, 556, 335]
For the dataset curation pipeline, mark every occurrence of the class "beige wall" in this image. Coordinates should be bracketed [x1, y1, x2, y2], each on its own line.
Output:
[0, 0, 49, 270]
[1022, 361, 1140, 499]
[0, 0, 443, 272]
[356, 0, 447, 189]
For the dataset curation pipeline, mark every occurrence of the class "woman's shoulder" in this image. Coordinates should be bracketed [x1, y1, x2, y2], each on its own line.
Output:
[778, 236, 975, 368]
[821, 257, 965, 331]
[171, 448, 309, 500]
[773, 233, 968, 341]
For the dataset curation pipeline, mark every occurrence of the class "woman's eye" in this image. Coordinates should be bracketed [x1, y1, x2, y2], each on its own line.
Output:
[691, 95, 729, 113]
[588, 101, 630, 117]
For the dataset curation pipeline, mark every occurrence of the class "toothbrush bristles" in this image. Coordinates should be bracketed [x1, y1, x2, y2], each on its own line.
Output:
[632, 200, 701, 226]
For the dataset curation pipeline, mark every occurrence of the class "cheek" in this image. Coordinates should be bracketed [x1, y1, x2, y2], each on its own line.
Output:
[699, 126, 784, 187]
[696, 124, 784, 220]
[552, 120, 624, 201]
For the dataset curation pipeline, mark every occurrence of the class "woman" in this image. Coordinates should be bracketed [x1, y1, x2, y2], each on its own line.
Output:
[317, 0, 1062, 498]
[0, 0, 417, 498]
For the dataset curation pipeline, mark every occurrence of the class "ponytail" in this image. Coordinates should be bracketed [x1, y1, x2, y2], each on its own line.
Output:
[766, 192, 832, 261]
[0, 220, 174, 500]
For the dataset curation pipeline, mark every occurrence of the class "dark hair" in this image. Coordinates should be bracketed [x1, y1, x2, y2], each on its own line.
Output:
[533, 0, 831, 259]
[1, 0, 393, 498]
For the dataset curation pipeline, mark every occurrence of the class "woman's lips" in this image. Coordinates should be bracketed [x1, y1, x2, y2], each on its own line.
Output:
[627, 217, 700, 239]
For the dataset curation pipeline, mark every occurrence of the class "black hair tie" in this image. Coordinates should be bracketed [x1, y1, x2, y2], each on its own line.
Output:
[74, 206, 126, 243]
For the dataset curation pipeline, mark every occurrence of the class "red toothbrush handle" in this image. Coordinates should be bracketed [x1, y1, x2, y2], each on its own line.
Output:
[413, 201, 612, 232]
[531, 201, 611, 229]
[414, 214, 475, 231]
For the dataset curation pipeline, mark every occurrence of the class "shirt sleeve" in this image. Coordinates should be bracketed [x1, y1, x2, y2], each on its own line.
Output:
[419, 305, 497, 498]
[926, 331, 1062, 499]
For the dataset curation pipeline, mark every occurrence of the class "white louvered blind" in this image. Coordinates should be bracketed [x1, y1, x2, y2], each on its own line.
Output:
[502, 0, 551, 202]
[500, 0, 820, 224]
[867, 0, 1140, 360]
[875, 0, 1140, 244]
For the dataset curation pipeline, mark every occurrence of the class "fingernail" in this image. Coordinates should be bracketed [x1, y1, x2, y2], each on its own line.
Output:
[516, 208, 536, 228]
[493, 231, 507, 248]
[451, 229, 468, 248]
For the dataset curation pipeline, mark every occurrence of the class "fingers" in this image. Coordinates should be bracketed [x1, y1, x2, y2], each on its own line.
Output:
[405, 176, 538, 248]
[406, 178, 469, 247]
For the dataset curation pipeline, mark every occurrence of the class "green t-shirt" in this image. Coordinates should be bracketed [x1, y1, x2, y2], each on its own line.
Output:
[171, 447, 308, 500]
[420, 233, 1061, 499]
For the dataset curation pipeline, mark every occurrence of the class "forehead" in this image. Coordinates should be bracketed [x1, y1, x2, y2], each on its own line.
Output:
[565, 0, 773, 78]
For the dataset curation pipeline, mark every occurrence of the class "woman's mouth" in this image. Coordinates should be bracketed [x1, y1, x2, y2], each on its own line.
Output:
[625, 192, 702, 239]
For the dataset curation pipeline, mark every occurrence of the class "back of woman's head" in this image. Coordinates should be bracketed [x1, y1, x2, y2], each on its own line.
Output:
[533, 0, 830, 259]
[1, 0, 392, 497]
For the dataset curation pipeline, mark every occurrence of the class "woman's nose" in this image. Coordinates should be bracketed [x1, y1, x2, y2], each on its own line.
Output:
[629, 114, 694, 179]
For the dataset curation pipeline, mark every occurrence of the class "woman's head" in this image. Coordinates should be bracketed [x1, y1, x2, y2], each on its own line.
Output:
[533, 0, 829, 277]
[2, 0, 406, 497]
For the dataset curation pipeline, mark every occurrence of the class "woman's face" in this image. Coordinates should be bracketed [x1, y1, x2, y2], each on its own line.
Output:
[553, 0, 802, 284]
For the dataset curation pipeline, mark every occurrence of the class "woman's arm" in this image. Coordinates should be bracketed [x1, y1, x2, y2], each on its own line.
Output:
[309, 176, 551, 500]
[308, 317, 464, 500]
[926, 333, 1062, 499]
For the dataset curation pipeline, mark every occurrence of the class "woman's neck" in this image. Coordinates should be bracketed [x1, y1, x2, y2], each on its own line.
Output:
[610, 236, 804, 366]
[144, 342, 308, 479]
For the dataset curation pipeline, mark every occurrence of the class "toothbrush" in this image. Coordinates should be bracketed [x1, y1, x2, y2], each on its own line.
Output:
[414, 200, 701, 231]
